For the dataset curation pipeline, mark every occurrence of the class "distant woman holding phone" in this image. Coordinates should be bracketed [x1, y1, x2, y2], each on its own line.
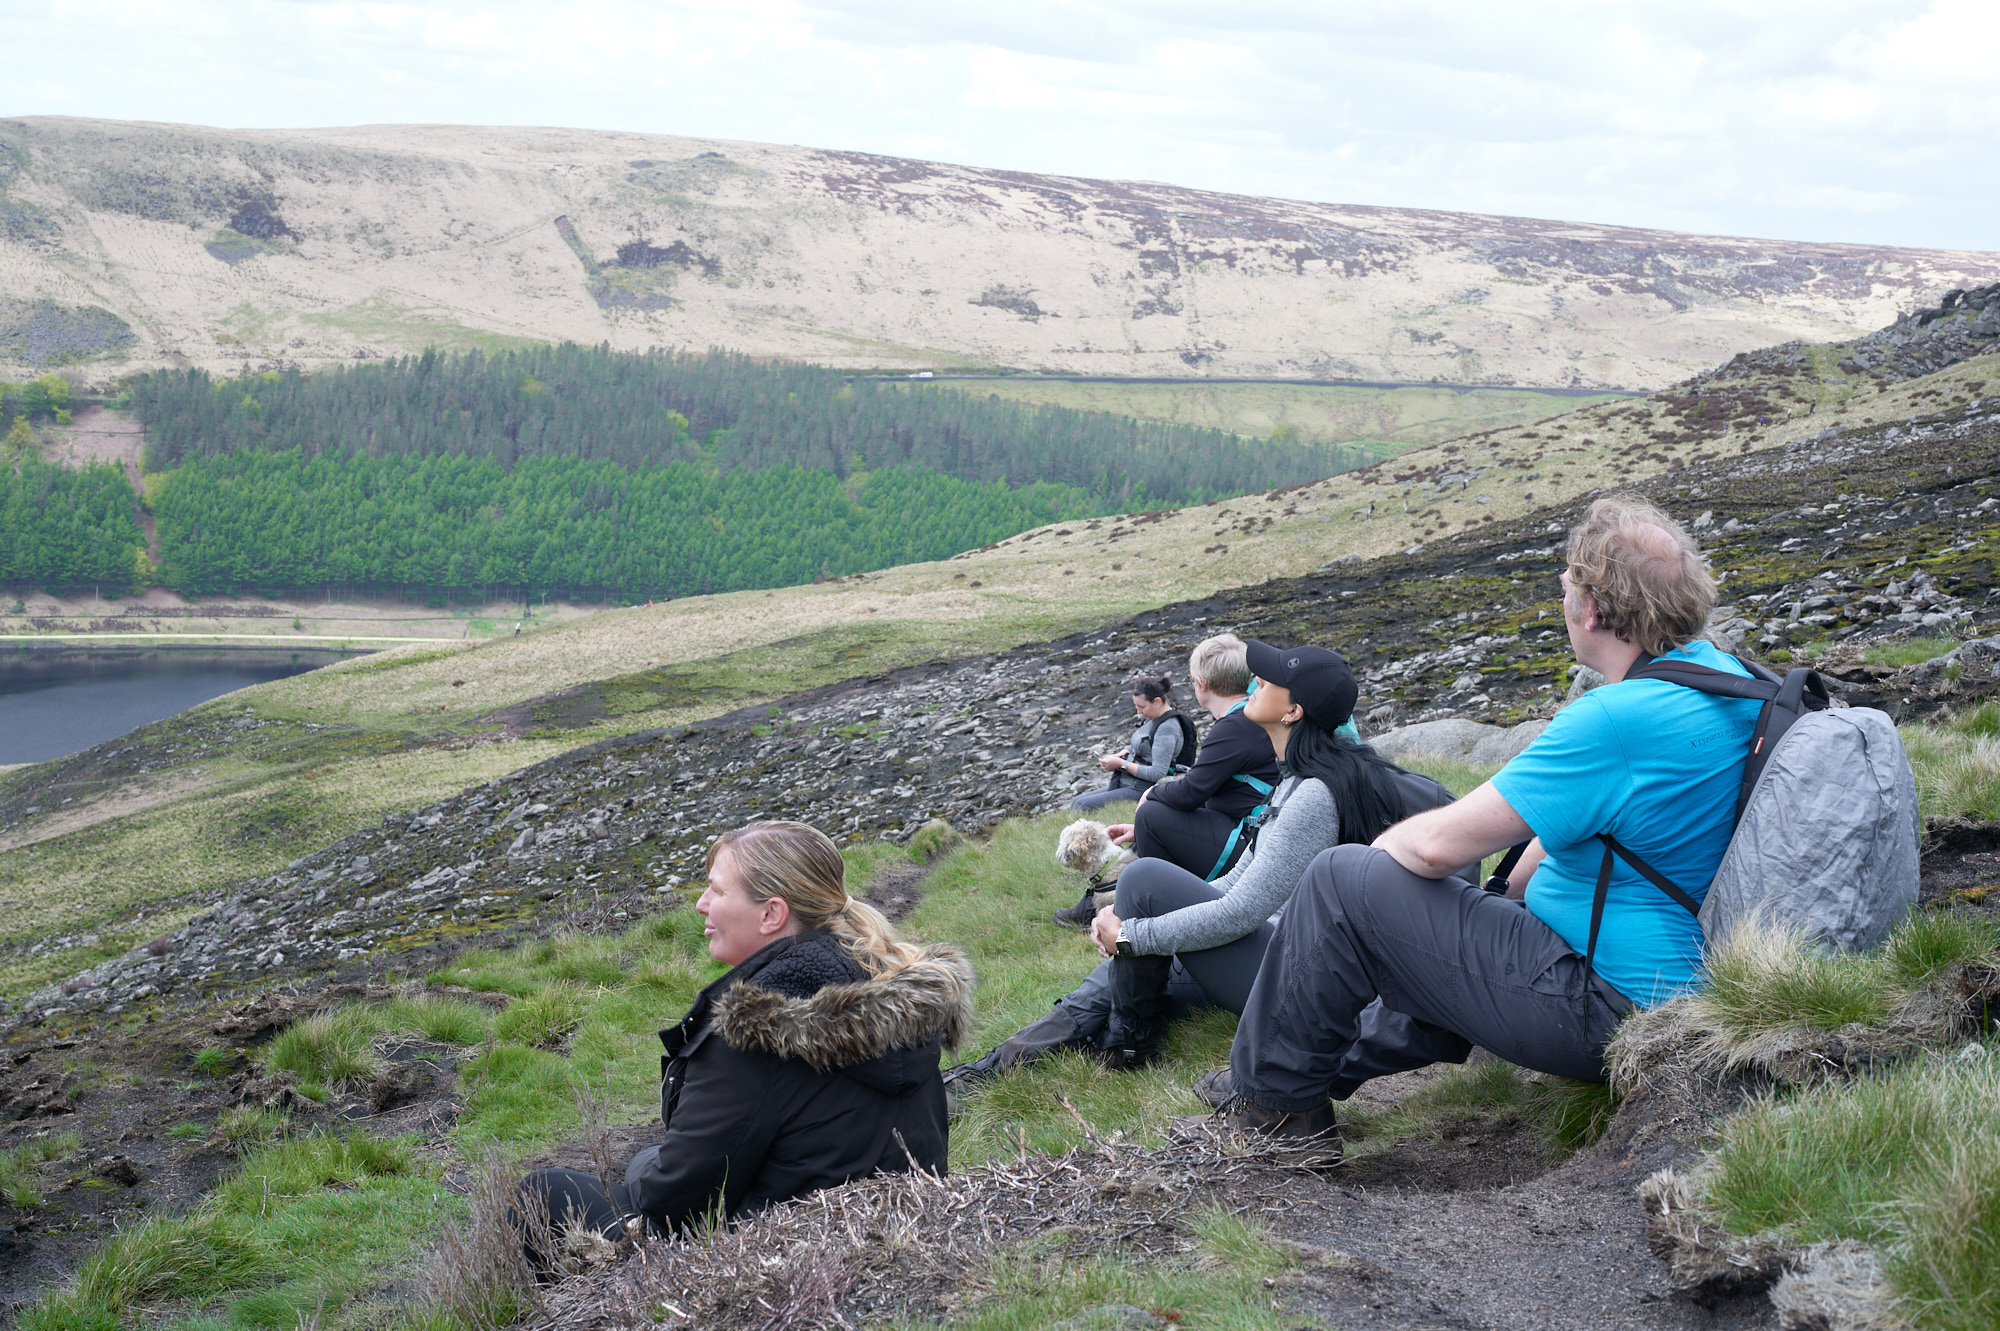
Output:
[1069, 673, 1196, 813]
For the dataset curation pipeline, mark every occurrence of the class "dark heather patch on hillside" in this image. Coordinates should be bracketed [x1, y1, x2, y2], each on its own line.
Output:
[227, 196, 291, 242]
[0, 300, 135, 366]
[612, 239, 719, 278]
[8, 391, 1998, 1036]
[968, 285, 1049, 321]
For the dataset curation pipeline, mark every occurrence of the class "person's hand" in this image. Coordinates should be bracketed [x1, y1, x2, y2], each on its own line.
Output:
[1135, 787, 1151, 808]
[1105, 823, 1135, 846]
[1090, 906, 1125, 958]
[1097, 753, 1126, 772]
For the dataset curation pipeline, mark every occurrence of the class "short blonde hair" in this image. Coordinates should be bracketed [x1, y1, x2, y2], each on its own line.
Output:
[1565, 495, 1715, 657]
[1188, 633, 1251, 696]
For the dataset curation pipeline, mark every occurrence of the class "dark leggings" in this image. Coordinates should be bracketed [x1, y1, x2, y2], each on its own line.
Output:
[1049, 857, 1274, 1043]
[1133, 799, 1248, 880]
[514, 1168, 631, 1271]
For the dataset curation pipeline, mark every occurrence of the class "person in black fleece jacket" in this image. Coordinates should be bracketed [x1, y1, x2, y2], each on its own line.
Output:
[1125, 634, 1281, 880]
[516, 822, 972, 1265]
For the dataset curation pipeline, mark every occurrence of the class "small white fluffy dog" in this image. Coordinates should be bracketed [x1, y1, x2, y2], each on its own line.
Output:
[1055, 818, 1134, 910]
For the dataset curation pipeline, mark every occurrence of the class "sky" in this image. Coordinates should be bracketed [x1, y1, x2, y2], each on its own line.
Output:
[3, 0, 1995, 252]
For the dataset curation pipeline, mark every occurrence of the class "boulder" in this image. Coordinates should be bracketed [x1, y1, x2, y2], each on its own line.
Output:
[1370, 717, 1547, 768]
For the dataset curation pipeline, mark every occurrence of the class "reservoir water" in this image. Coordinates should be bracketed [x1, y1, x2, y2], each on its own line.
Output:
[0, 648, 369, 766]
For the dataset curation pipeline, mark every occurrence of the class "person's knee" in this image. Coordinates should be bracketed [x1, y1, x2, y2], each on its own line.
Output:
[1318, 843, 1419, 912]
[1112, 856, 1177, 918]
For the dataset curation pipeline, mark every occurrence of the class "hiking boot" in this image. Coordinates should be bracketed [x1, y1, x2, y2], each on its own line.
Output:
[1103, 953, 1173, 1071]
[1051, 888, 1100, 928]
[1217, 1094, 1343, 1168]
[1191, 1066, 1233, 1108]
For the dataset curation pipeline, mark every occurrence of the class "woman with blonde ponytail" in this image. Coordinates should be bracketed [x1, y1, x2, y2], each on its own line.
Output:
[518, 821, 972, 1256]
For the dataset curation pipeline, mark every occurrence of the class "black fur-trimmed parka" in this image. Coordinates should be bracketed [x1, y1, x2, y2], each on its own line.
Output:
[623, 929, 973, 1231]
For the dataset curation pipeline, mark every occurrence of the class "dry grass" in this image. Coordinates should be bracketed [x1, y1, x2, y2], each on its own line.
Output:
[1609, 916, 2000, 1096]
[945, 378, 1617, 452]
[423, 1152, 554, 1331]
[8, 117, 1952, 389]
[537, 1118, 1296, 1331]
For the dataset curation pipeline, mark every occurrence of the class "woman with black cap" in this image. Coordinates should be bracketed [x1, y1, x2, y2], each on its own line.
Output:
[945, 642, 1461, 1095]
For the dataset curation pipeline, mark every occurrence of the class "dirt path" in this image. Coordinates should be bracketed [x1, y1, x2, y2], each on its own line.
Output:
[1269, 1169, 1769, 1330]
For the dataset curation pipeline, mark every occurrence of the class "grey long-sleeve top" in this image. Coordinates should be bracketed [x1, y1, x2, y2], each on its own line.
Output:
[1122, 715, 1185, 785]
[1121, 775, 1338, 957]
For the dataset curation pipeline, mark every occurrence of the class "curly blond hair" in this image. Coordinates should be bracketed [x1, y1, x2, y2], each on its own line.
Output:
[1565, 495, 1715, 657]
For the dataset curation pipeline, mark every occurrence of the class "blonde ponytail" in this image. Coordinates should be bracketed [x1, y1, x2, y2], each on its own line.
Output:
[708, 822, 936, 977]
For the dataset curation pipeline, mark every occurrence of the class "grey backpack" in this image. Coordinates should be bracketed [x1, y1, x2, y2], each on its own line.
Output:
[1581, 657, 1919, 979]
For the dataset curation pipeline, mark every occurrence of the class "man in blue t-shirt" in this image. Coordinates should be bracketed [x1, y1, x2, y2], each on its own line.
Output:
[1205, 495, 1759, 1160]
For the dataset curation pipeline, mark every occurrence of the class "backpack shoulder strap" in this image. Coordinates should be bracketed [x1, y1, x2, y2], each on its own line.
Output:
[1583, 833, 1702, 990]
[1623, 654, 1831, 821]
[1622, 655, 1782, 700]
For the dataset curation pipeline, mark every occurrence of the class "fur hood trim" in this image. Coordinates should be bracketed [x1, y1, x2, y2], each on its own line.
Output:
[713, 944, 976, 1072]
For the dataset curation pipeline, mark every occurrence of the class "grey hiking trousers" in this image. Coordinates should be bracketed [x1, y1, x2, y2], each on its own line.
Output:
[1230, 844, 1626, 1113]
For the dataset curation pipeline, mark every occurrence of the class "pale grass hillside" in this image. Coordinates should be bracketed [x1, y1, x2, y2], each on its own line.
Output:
[5, 116, 2000, 387]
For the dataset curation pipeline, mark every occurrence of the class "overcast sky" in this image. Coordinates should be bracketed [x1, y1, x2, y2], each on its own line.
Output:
[4, 0, 1994, 252]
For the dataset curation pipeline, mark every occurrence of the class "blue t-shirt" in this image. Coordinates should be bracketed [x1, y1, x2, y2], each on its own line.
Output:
[1489, 641, 1762, 1007]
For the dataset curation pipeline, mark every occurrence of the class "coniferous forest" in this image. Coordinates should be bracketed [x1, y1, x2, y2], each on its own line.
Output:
[5, 344, 1377, 603]
[0, 456, 145, 595]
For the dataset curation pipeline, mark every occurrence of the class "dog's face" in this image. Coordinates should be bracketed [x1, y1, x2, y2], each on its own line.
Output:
[1056, 818, 1114, 870]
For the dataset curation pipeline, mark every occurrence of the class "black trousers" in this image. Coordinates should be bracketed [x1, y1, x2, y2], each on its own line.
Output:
[1230, 845, 1624, 1113]
[515, 1167, 631, 1267]
[1133, 799, 1248, 880]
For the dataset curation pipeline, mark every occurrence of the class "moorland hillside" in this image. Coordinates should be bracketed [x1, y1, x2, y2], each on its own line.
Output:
[4, 116, 2000, 388]
[0, 285, 1998, 1331]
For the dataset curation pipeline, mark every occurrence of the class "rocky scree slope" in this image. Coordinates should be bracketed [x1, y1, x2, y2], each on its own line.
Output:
[7, 389, 1998, 1034]
[6, 117, 2000, 386]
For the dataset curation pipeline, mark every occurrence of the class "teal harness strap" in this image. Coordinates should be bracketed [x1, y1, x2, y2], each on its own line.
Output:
[1206, 805, 1265, 881]
[1205, 772, 1279, 881]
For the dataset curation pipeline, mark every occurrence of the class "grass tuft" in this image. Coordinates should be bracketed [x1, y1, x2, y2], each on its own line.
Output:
[263, 1008, 380, 1084]
[1706, 1043, 2000, 1329]
[1865, 637, 1961, 668]
[0, 1131, 80, 1207]
[1884, 1122, 2000, 1331]
[492, 982, 588, 1048]
[1883, 911, 2000, 989]
[1523, 1076, 1620, 1154]
[217, 1105, 290, 1151]
[1699, 927, 1891, 1038]
[20, 1212, 275, 1331]
[214, 1132, 413, 1213]
[380, 994, 493, 1045]
[1184, 1204, 1296, 1281]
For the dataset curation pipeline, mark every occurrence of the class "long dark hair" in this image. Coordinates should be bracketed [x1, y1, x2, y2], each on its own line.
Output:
[1281, 717, 1405, 846]
[1129, 673, 1172, 701]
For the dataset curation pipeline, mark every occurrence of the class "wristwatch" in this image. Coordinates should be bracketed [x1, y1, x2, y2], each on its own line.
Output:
[1114, 925, 1134, 958]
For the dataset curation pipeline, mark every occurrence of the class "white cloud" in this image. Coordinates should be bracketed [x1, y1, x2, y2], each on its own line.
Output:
[0, 0, 1993, 249]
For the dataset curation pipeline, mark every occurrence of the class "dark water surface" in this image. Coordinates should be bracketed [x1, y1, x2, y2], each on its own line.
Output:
[0, 648, 364, 765]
